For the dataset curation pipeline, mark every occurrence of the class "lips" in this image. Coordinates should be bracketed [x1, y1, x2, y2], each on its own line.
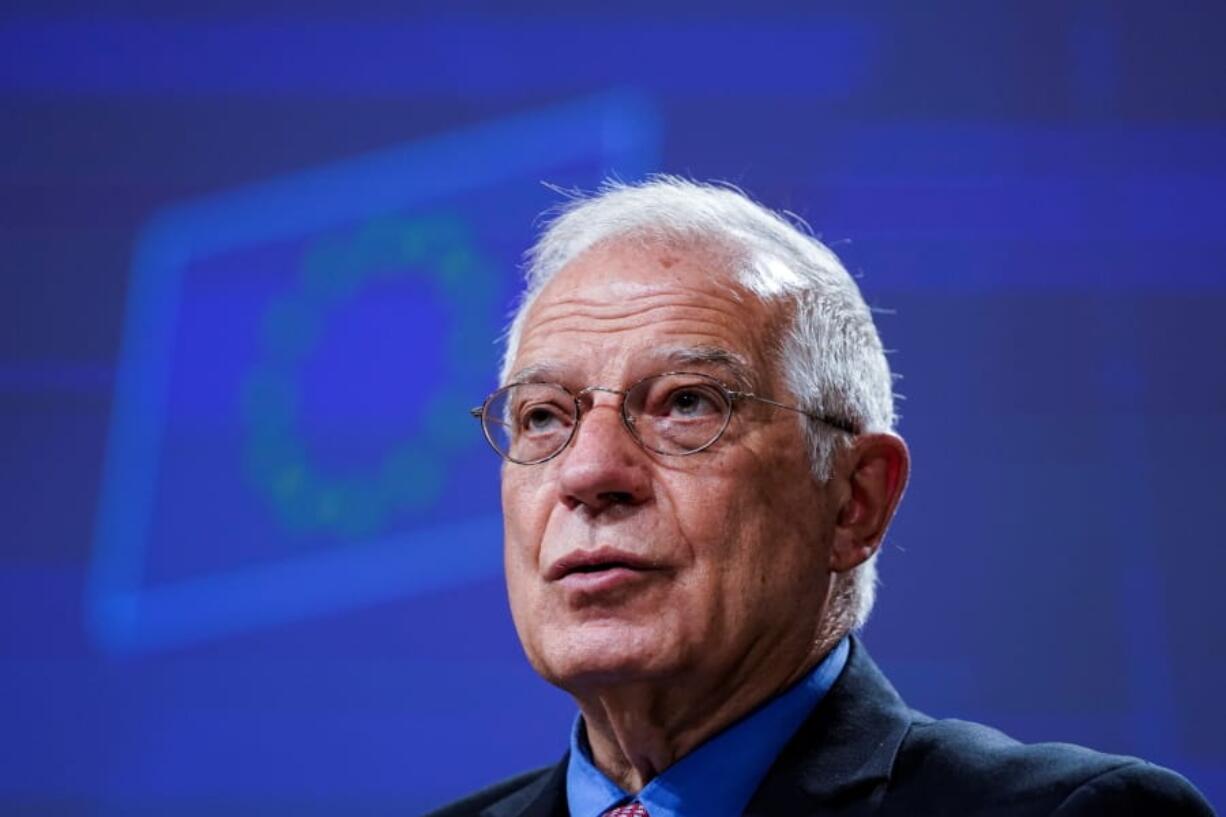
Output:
[545, 547, 661, 582]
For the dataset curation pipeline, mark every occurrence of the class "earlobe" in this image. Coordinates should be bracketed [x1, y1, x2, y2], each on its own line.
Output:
[829, 433, 910, 573]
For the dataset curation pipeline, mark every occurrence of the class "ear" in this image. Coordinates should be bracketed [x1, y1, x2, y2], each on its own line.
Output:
[828, 433, 910, 573]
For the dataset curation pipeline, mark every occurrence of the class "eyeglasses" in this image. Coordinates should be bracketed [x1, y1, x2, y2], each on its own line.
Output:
[470, 371, 857, 465]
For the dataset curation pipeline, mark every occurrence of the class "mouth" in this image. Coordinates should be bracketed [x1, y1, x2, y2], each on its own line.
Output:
[545, 548, 664, 593]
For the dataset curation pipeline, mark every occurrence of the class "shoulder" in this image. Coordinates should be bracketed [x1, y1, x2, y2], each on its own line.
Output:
[421, 765, 557, 817]
[889, 715, 1215, 815]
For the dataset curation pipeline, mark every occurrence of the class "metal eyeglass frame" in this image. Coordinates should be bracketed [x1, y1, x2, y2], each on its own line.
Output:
[469, 370, 858, 465]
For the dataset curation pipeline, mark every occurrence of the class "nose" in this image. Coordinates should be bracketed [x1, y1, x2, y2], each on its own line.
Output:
[556, 398, 652, 514]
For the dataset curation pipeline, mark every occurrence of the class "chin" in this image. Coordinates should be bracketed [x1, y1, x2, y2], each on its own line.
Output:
[529, 619, 683, 690]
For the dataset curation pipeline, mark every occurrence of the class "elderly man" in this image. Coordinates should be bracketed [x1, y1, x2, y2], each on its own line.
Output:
[428, 178, 1213, 816]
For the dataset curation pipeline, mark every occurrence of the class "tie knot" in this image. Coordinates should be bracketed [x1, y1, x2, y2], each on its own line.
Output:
[602, 803, 649, 817]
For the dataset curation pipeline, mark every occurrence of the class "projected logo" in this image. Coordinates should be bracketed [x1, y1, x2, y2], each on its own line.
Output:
[243, 215, 492, 539]
[88, 92, 659, 652]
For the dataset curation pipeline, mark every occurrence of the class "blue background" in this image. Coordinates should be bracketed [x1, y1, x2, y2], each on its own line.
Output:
[2, 3, 1224, 814]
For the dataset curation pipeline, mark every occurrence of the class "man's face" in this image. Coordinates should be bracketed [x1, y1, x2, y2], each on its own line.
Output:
[502, 238, 836, 694]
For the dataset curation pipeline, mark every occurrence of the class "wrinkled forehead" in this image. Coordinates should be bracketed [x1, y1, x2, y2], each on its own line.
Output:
[508, 236, 792, 388]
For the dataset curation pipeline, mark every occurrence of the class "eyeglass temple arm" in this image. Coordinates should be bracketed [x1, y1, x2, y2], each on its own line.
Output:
[728, 391, 858, 436]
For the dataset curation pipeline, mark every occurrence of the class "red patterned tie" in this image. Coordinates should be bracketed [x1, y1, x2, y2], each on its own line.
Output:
[602, 803, 649, 817]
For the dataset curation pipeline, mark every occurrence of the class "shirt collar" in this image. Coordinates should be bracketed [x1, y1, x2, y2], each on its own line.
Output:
[566, 636, 850, 817]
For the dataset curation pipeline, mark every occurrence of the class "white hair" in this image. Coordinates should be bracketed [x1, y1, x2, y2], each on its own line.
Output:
[501, 176, 897, 634]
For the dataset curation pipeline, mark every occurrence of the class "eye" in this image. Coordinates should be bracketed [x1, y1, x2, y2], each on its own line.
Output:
[517, 401, 571, 434]
[669, 388, 714, 415]
[656, 382, 726, 419]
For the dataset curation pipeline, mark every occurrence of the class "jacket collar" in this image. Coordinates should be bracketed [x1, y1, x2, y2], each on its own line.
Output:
[484, 636, 913, 817]
[744, 635, 914, 815]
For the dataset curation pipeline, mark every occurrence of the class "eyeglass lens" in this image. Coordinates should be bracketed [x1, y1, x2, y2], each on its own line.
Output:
[482, 373, 733, 463]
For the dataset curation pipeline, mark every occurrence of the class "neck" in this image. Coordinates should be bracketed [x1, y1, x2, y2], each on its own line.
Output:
[573, 629, 843, 792]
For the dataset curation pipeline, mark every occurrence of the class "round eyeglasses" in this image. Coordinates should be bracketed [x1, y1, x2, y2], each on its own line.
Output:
[469, 371, 857, 465]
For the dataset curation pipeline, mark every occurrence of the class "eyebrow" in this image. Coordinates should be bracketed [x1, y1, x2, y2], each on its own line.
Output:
[658, 345, 758, 391]
[505, 361, 568, 386]
[505, 345, 759, 390]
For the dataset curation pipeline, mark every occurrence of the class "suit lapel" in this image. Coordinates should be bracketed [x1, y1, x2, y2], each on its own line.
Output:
[482, 755, 570, 817]
[745, 636, 914, 816]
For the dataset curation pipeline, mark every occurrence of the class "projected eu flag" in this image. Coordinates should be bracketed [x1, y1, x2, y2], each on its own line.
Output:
[87, 92, 660, 653]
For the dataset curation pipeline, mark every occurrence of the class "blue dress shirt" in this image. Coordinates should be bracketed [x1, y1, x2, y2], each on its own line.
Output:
[566, 636, 850, 817]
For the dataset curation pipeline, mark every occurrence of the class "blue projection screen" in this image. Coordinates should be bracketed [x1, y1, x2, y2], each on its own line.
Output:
[1, 6, 1223, 815]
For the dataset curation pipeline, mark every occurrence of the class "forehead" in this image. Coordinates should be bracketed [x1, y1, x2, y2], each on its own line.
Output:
[511, 238, 784, 384]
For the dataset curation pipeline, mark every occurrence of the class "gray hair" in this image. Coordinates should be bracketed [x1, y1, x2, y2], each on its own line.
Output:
[501, 176, 897, 634]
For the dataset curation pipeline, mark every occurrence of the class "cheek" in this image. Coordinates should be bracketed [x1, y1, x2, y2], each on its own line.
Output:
[677, 456, 825, 596]
[659, 469, 733, 551]
[500, 476, 549, 617]
[501, 516, 553, 671]
[501, 471, 549, 553]
[664, 469, 765, 597]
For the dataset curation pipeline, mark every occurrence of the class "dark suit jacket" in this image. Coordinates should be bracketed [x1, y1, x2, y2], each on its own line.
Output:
[424, 637, 1215, 816]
